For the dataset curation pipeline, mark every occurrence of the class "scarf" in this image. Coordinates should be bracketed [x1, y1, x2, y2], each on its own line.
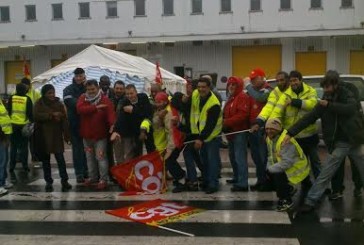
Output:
[85, 90, 102, 105]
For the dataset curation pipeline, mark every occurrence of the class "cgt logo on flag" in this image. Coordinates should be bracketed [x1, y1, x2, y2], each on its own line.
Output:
[111, 151, 166, 194]
[106, 199, 203, 226]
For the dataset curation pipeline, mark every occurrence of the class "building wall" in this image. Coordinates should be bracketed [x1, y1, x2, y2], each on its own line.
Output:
[1, 36, 364, 92]
[0, 0, 363, 45]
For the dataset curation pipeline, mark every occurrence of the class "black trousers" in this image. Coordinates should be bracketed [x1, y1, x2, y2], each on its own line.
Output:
[165, 148, 185, 181]
[42, 153, 68, 184]
[267, 171, 291, 200]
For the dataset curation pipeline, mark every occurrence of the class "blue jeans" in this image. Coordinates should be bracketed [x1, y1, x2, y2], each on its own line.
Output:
[183, 143, 202, 182]
[0, 141, 9, 187]
[83, 138, 109, 182]
[249, 129, 267, 184]
[228, 133, 249, 188]
[200, 137, 221, 189]
[305, 142, 364, 206]
[71, 133, 88, 179]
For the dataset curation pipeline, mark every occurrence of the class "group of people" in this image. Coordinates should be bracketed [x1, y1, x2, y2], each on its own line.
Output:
[1, 67, 364, 214]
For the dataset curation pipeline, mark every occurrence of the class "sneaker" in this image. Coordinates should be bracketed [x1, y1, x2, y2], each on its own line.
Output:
[353, 188, 362, 198]
[276, 199, 293, 212]
[226, 179, 236, 184]
[186, 181, 199, 191]
[61, 181, 72, 192]
[76, 177, 85, 184]
[96, 180, 108, 190]
[4, 181, 13, 189]
[45, 183, 53, 192]
[328, 191, 343, 201]
[0, 187, 8, 195]
[172, 182, 187, 193]
[231, 186, 249, 192]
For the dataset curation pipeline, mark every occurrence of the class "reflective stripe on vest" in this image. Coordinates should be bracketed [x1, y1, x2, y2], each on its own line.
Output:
[11, 95, 29, 125]
[190, 90, 222, 142]
[0, 103, 12, 134]
[267, 130, 310, 185]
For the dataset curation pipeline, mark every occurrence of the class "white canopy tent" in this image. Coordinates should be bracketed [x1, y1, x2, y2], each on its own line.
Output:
[32, 45, 186, 97]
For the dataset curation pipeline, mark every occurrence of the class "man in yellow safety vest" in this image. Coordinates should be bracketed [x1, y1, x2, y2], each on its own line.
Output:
[265, 118, 310, 212]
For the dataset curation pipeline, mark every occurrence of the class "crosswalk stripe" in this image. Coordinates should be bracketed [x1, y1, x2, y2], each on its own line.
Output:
[0, 210, 291, 224]
[0, 235, 300, 245]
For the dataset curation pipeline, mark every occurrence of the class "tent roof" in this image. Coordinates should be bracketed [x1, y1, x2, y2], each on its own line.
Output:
[32, 45, 186, 94]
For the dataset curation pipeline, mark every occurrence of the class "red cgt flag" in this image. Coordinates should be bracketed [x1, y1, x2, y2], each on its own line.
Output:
[111, 151, 167, 194]
[155, 61, 163, 85]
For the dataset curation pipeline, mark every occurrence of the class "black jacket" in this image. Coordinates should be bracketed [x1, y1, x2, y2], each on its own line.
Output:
[288, 83, 364, 152]
[114, 93, 153, 137]
[63, 81, 85, 134]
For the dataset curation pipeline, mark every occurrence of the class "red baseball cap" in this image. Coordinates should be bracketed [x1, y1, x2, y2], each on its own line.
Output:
[155, 92, 169, 103]
[249, 68, 266, 80]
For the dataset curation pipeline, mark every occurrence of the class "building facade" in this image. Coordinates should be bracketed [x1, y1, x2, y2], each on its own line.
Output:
[0, 0, 363, 92]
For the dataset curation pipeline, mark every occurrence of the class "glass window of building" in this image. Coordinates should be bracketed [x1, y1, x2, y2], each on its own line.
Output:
[0, 6, 10, 22]
[251, 0, 261, 11]
[192, 0, 202, 14]
[52, 3, 63, 20]
[221, 0, 231, 12]
[280, 0, 291, 10]
[135, 0, 146, 16]
[106, 1, 118, 17]
[79, 2, 90, 18]
[341, 0, 353, 8]
[163, 0, 174, 15]
[310, 0, 322, 8]
[25, 5, 36, 21]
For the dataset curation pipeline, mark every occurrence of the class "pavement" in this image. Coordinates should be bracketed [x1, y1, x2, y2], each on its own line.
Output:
[0, 146, 363, 245]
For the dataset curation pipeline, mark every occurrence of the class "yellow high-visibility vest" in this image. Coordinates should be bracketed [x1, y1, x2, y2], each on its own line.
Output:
[190, 90, 222, 142]
[26, 88, 41, 105]
[266, 130, 310, 185]
[258, 86, 284, 121]
[0, 101, 12, 134]
[270, 82, 318, 139]
[10, 95, 29, 125]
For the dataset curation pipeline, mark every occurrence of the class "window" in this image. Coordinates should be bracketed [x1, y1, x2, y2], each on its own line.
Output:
[106, 1, 118, 17]
[52, 3, 63, 20]
[280, 0, 291, 10]
[192, 0, 202, 14]
[0, 6, 10, 22]
[310, 0, 321, 8]
[250, 0, 261, 11]
[221, 0, 231, 12]
[135, 0, 146, 16]
[79, 2, 90, 18]
[341, 0, 353, 8]
[25, 5, 36, 21]
[163, 0, 174, 15]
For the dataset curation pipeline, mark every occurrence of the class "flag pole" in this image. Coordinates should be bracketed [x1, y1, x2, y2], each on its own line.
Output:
[183, 129, 252, 145]
[156, 225, 195, 237]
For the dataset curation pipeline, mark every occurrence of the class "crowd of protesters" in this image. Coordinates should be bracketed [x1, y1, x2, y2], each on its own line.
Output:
[1, 67, 364, 213]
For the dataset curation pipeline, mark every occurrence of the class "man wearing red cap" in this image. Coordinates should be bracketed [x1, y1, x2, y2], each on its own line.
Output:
[244, 68, 272, 191]
[223, 76, 251, 191]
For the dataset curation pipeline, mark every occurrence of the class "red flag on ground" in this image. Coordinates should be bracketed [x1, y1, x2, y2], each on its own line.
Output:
[110, 151, 167, 194]
[23, 58, 31, 79]
[155, 62, 163, 84]
[106, 199, 203, 226]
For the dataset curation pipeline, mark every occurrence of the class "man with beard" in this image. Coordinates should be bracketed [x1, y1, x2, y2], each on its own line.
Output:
[251, 71, 290, 131]
[284, 70, 364, 212]
[271, 71, 321, 180]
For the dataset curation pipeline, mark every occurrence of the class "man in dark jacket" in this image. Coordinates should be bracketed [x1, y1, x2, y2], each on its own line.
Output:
[63, 68, 88, 183]
[110, 84, 155, 160]
[284, 70, 364, 212]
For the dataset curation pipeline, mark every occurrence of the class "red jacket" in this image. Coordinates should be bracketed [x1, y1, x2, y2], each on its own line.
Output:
[223, 77, 250, 136]
[77, 94, 116, 140]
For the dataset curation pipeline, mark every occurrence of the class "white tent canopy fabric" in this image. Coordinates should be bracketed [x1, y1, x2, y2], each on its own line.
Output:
[32, 45, 186, 97]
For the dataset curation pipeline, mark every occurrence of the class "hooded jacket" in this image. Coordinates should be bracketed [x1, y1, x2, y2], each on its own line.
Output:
[223, 76, 250, 136]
